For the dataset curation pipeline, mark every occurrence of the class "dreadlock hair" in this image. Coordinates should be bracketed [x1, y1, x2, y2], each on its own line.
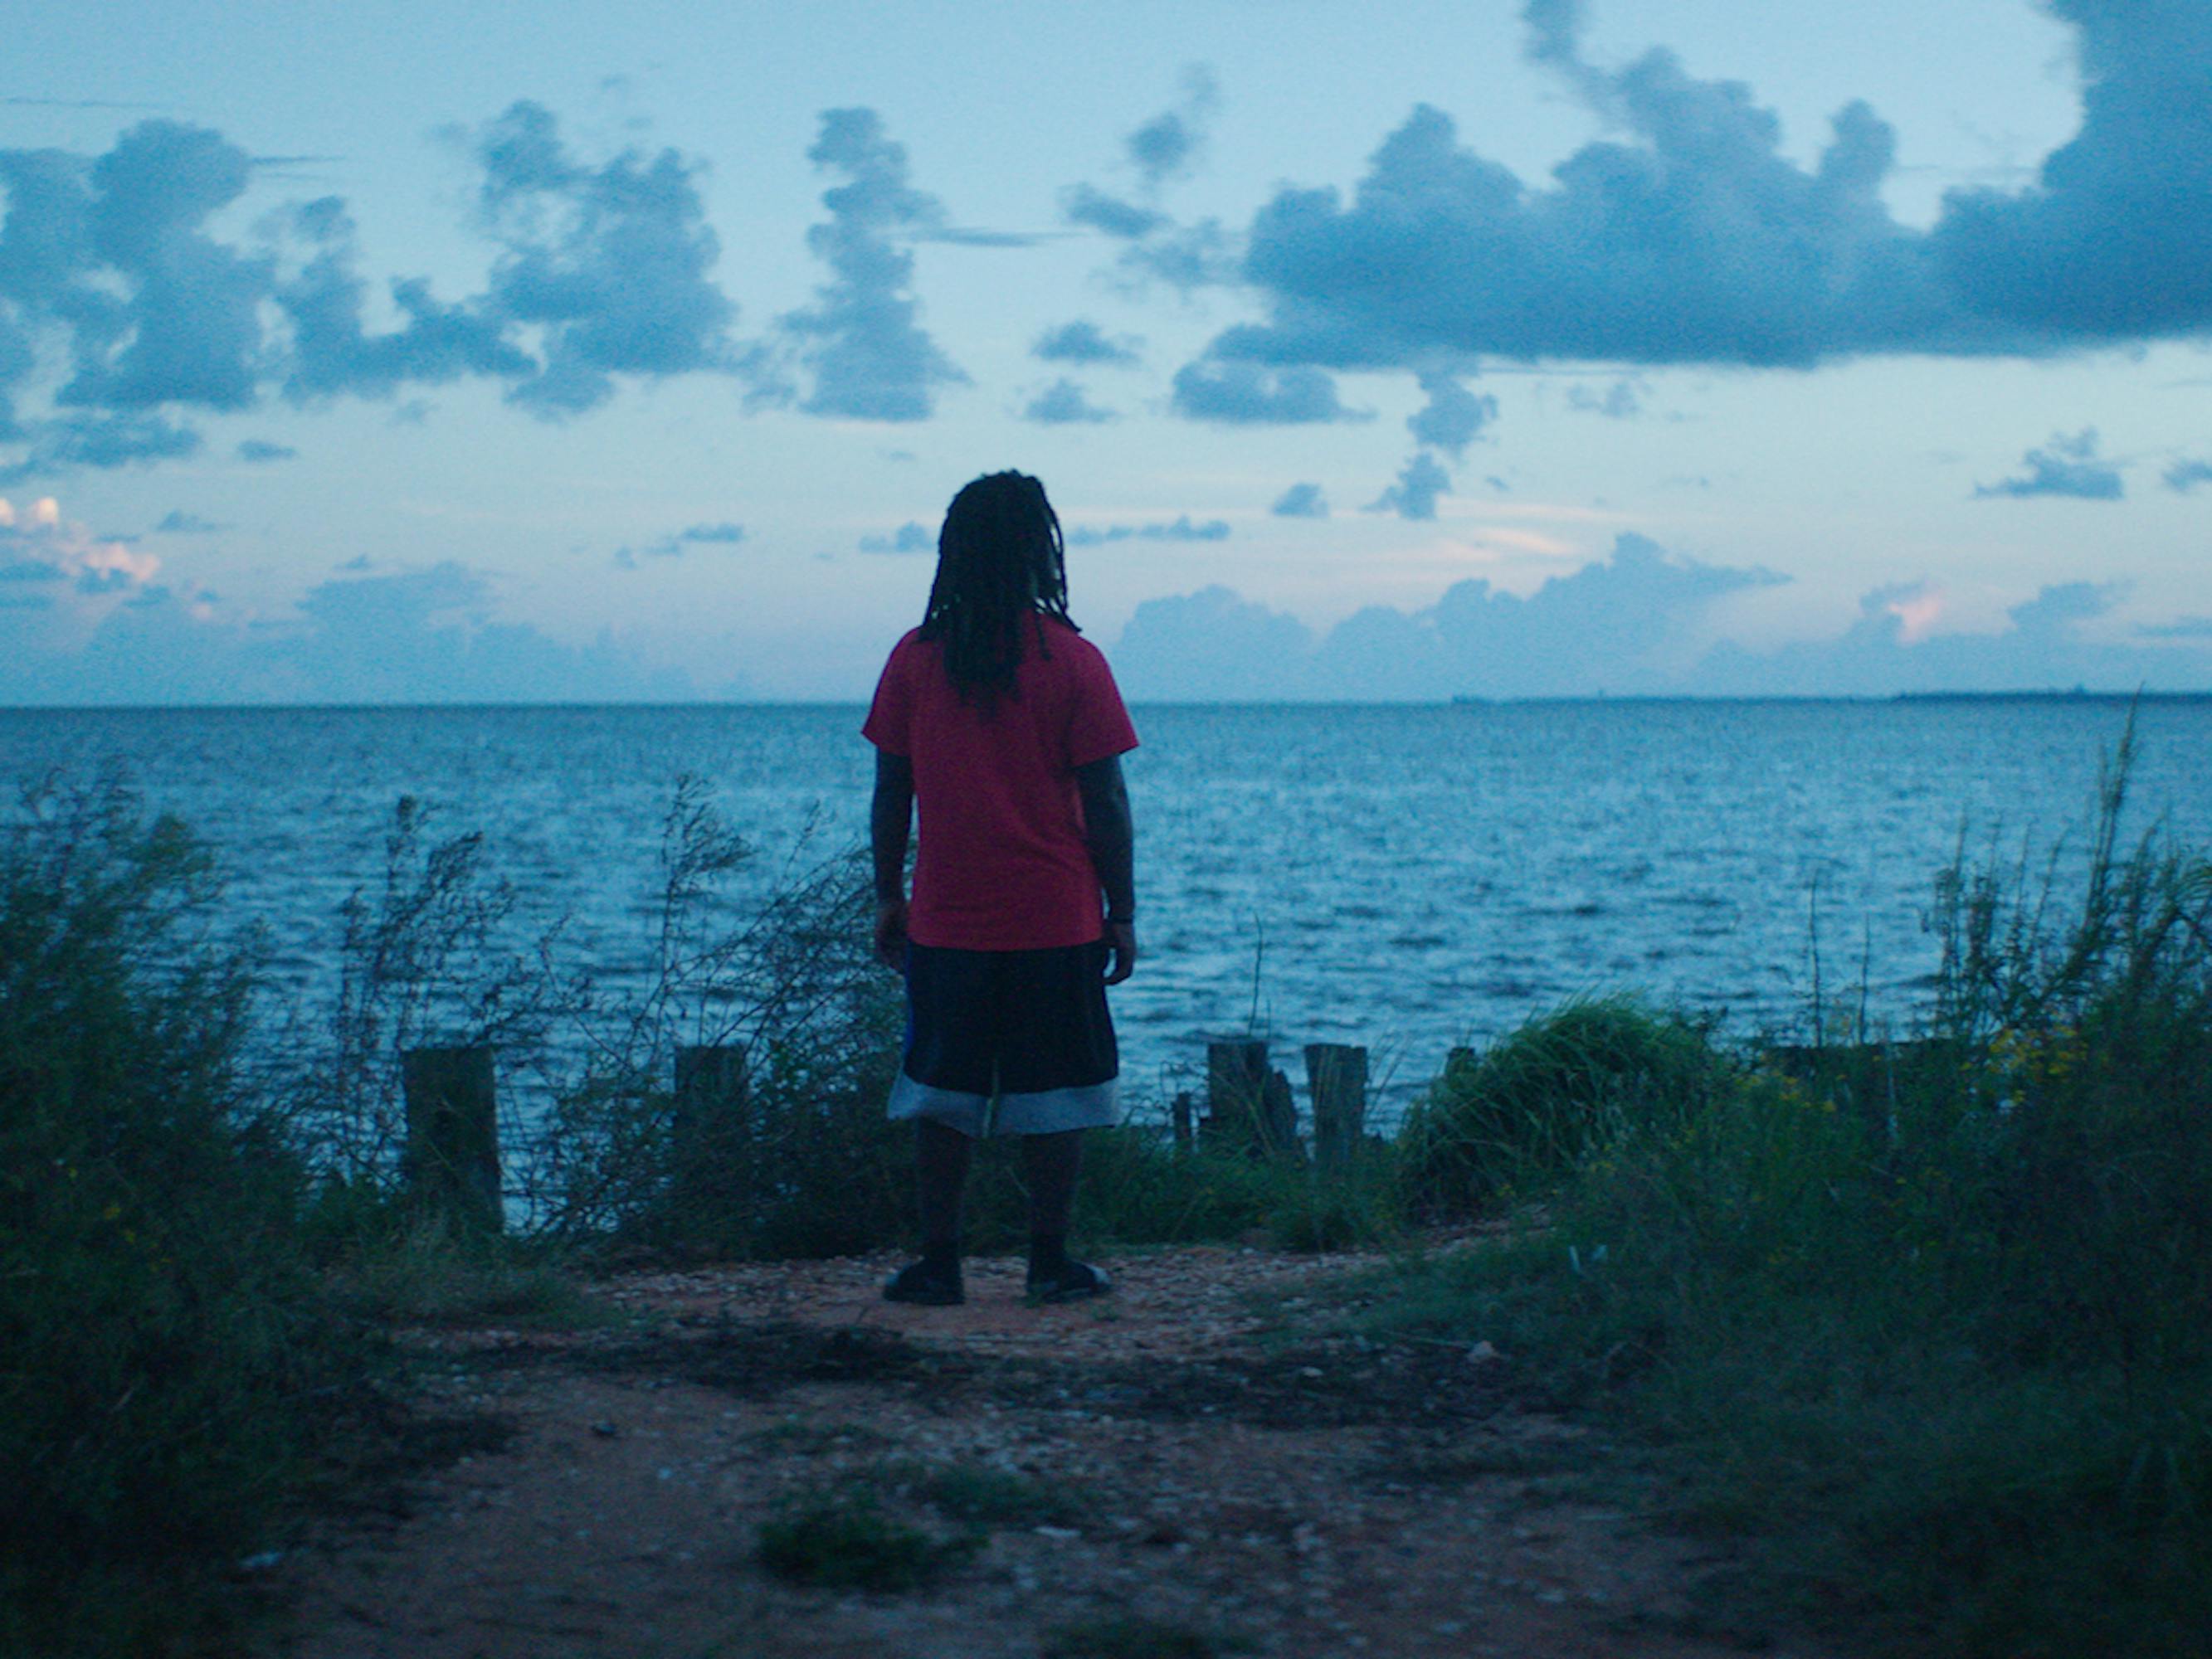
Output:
[917, 470, 1078, 708]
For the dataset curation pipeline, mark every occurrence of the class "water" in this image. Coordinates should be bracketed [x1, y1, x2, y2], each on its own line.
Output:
[7, 698, 2208, 1121]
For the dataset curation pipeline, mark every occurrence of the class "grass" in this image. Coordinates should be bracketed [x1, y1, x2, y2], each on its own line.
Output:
[1336, 722, 2212, 1657]
[756, 1482, 980, 1591]
[1043, 1618, 1253, 1658]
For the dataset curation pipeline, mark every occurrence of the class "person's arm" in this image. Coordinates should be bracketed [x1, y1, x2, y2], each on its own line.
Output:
[1074, 752, 1137, 984]
[870, 749, 914, 968]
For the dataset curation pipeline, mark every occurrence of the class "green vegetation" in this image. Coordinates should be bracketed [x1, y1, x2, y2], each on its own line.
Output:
[1043, 1618, 1253, 1658]
[10, 719, 2205, 1655]
[1350, 725, 2212, 1657]
[0, 781, 375, 1656]
[756, 1481, 980, 1591]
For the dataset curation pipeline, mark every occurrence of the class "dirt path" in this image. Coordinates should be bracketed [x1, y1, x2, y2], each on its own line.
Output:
[256, 1246, 1825, 1659]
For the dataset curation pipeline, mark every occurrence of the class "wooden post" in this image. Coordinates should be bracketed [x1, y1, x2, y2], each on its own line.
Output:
[1171, 1091, 1193, 1155]
[673, 1045, 752, 1214]
[1206, 1039, 1300, 1159]
[1305, 1044, 1368, 1171]
[401, 1046, 501, 1233]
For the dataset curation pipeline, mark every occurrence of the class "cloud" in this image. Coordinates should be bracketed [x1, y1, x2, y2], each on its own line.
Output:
[1193, 0, 2212, 389]
[1110, 585, 1316, 700]
[1066, 514, 1230, 547]
[236, 438, 296, 463]
[1566, 378, 1643, 417]
[1113, 533, 1795, 700]
[1406, 370, 1495, 456]
[612, 519, 748, 567]
[1060, 183, 1167, 241]
[154, 508, 222, 533]
[277, 194, 529, 402]
[781, 108, 967, 422]
[1060, 72, 1237, 293]
[1170, 360, 1362, 425]
[1270, 481, 1328, 518]
[2165, 458, 2212, 493]
[1696, 577, 2211, 696]
[1973, 428, 2124, 500]
[0, 413, 202, 482]
[1023, 377, 1115, 425]
[0, 105, 746, 479]
[0, 493, 163, 623]
[860, 520, 933, 555]
[1033, 320, 1142, 366]
[678, 521, 745, 543]
[0, 553, 696, 703]
[1127, 66, 1219, 189]
[1367, 451, 1452, 520]
[472, 101, 742, 416]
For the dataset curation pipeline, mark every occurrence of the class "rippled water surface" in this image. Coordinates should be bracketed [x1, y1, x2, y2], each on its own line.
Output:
[7, 698, 2209, 1118]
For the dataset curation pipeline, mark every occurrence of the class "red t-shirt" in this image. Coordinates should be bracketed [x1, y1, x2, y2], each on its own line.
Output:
[863, 615, 1138, 951]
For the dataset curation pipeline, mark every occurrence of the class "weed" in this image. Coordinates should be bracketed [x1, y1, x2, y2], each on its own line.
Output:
[756, 1484, 978, 1592]
[917, 1461, 1089, 1528]
[1044, 1616, 1252, 1658]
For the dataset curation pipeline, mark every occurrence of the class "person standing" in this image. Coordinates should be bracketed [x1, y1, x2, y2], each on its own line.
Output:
[863, 470, 1138, 1306]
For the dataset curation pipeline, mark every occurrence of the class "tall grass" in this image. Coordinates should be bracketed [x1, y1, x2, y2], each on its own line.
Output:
[0, 778, 373, 1656]
[1354, 722, 2212, 1656]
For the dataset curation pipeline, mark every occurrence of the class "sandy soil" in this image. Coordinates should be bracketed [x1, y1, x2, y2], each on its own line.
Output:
[252, 1244, 1829, 1659]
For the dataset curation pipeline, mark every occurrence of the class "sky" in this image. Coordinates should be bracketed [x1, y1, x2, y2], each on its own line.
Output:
[2, 0, 2209, 703]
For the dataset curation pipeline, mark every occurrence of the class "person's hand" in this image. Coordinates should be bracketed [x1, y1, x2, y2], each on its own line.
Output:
[1103, 920, 1137, 985]
[873, 898, 909, 970]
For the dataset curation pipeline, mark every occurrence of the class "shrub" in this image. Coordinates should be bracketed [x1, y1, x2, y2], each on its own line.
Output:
[1395, 995, 1728, 1219]
[0, 780, 368, 1655]
[1357, 723, 2212, 1655]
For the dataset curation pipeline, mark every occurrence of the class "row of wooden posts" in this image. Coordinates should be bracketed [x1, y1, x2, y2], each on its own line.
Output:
[399, 1038, 1396, 1233]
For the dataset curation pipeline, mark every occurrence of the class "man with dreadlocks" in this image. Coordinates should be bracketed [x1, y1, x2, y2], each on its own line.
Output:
[863, 470, 1138, 1306]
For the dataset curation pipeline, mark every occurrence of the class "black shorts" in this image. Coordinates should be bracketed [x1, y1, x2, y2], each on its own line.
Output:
[888, 939, 1122, 1137]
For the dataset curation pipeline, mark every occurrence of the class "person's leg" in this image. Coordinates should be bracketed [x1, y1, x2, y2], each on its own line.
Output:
[1021, 1127, 1084, 1277]
[917, 1116, 973, 1272]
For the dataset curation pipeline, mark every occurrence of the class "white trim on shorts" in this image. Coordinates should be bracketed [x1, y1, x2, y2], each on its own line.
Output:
[886, 1068, 1123, 1137]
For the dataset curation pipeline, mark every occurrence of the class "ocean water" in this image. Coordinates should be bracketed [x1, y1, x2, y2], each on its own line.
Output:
[6, 698, 2208, 1121]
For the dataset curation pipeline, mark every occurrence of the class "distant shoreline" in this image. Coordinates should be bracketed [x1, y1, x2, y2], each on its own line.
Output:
[7, 688, 2212, 714]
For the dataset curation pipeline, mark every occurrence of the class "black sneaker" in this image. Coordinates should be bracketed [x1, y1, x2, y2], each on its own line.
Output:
[1026, 1259, 1113, 1304]
[882, 1258, 964, 1306]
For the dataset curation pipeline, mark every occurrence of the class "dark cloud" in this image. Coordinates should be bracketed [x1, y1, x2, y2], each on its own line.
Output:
[1059, 183, 1168, 241]
[1033, 320, 1142, 366]
[473, 101, 741, 416]
[1406, 371, 1495, 456]
[781, 108, 967, 422]
[1270, 481, 1328, 518]
[0, 105, 745, 478]
[1061, 72, 1235, 294]
[859, 520, 933, 555]
[2164, 458, 2212, 493]
[1973, 428, 2124, 500]
[1066, 514, 1230, 547]
[277, 195, 529, 402]
[0, 413, 201, 481]
[1194, 0, 2212, 386]
[236, 438, 296, 463]
[1367, 451, 1452, 520]
[1171, 360, 1362, 425]
[1127, 66, 1218, 189]
[154, 509, 222, 533]
[1931, 0, 2212, 342]
[1023, 377, 1114, 424]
